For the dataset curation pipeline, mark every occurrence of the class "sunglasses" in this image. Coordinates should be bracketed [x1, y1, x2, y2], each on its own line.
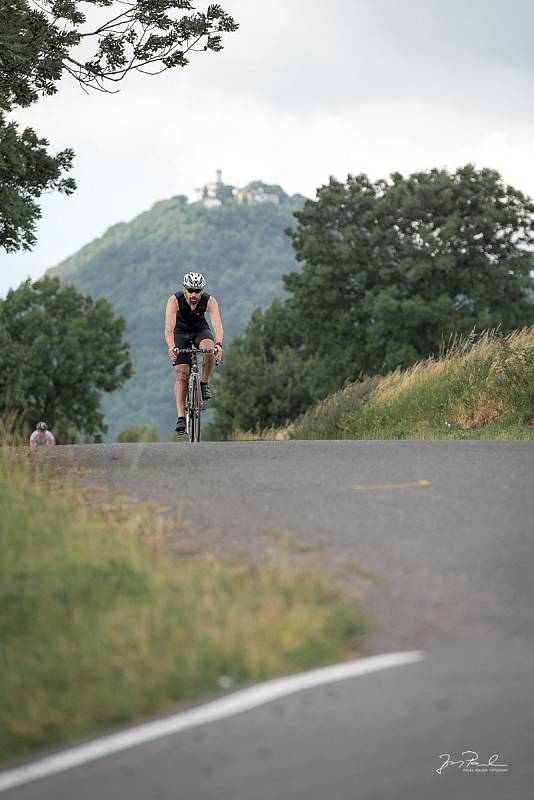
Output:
[185, 287, 202, 294]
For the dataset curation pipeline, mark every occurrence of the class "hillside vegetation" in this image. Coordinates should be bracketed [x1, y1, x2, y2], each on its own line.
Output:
[47, 185, 303, 438]
[289, 327, 534, 440]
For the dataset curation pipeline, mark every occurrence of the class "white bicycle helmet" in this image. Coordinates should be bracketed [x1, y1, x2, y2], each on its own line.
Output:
[37, 421, 48, 430]
[183, 272, 206, 290]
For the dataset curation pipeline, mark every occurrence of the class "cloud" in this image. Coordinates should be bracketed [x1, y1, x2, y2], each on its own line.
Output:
[187, 0, 534, 117]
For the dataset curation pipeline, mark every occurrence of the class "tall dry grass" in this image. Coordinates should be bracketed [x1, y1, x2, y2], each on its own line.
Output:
[291, 326, 534, 440]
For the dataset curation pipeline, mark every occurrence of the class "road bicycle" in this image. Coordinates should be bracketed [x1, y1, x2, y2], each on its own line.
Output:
[172, 345, 218, 442]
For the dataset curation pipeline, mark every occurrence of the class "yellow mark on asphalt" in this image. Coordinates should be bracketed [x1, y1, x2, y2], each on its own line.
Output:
[354, 479, 431, 492]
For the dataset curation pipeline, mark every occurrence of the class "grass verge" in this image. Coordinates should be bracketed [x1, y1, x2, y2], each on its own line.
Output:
[290, 326, 534, 440]
[0, 449, 367, 762]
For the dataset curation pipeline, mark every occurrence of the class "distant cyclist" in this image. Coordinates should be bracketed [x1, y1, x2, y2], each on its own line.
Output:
[29, 421, 56, 447]
[164, 272, 224, 434]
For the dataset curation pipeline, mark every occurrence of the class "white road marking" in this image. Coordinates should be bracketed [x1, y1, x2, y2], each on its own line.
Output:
[0, 651, 424, 793]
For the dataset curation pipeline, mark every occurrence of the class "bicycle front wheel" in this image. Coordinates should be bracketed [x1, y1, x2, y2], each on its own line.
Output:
[190, 374, 202, 443]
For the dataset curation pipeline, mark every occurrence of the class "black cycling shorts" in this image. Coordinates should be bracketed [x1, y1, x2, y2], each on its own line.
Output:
[173, 327, 215, 366]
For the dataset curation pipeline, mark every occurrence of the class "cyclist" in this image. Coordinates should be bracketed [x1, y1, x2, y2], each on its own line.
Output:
[164, 272, 224, 434]
[29, 421, 56, 447]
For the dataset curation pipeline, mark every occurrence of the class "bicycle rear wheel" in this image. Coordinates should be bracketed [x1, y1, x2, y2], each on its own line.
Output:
[190, 374, 202, 442]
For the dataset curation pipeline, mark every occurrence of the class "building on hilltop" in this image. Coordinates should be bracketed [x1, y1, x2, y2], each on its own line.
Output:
[235, 186, 280, 206]
[195, 171, 281, 207]
[195, 169, 223, 208]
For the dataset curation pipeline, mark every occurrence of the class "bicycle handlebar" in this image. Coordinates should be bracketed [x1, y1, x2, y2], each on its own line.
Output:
[172, 346, 217, 354]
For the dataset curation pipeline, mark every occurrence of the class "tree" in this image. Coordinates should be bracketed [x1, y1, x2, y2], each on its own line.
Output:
[0, 0, 238, 252]
[212, 165, 534, 434]
[208, 301, 322, 436]
[0, 115, 76, 251]
[0, 275, 132, 439]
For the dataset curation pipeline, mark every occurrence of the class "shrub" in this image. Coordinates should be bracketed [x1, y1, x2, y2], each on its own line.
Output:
[115, 426, 159, 443]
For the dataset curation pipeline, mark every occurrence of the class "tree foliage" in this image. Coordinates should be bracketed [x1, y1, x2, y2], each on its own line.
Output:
[0, 275, 132, 439]
[211, 165, 534, 436]
[0, 114, 76, 251]
[0, 0, 238, 251]
[0, 0, 238, 102]
[208, 301, 325, 436]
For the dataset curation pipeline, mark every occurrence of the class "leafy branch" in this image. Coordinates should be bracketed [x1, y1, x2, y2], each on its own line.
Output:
[0, 1, 239, 106]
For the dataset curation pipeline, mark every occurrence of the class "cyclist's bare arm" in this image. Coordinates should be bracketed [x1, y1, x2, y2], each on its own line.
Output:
[207, 296, 224, 346]
[164, 295, 179, 360]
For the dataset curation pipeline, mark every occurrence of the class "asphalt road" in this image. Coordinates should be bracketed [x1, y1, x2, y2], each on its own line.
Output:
[4, 440, 534, 799]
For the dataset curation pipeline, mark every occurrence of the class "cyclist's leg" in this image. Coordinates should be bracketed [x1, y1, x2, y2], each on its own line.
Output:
[194, 328, 215, 383]
[174, 365, 189, 417]
[173, 333, 192, 418]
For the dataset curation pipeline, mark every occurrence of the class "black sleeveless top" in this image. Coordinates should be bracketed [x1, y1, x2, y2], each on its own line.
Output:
[173, 291, 210, 333]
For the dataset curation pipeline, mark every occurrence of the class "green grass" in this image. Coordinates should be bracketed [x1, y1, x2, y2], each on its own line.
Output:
[290, 327, 534, 440]
[0, 451, 367, 762]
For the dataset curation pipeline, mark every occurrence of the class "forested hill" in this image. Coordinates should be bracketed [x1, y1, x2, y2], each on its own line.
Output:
[47, 186, 304, 438]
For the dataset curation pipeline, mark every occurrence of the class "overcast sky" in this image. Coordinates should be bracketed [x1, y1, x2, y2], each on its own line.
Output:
[2, 0, 534, 297]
